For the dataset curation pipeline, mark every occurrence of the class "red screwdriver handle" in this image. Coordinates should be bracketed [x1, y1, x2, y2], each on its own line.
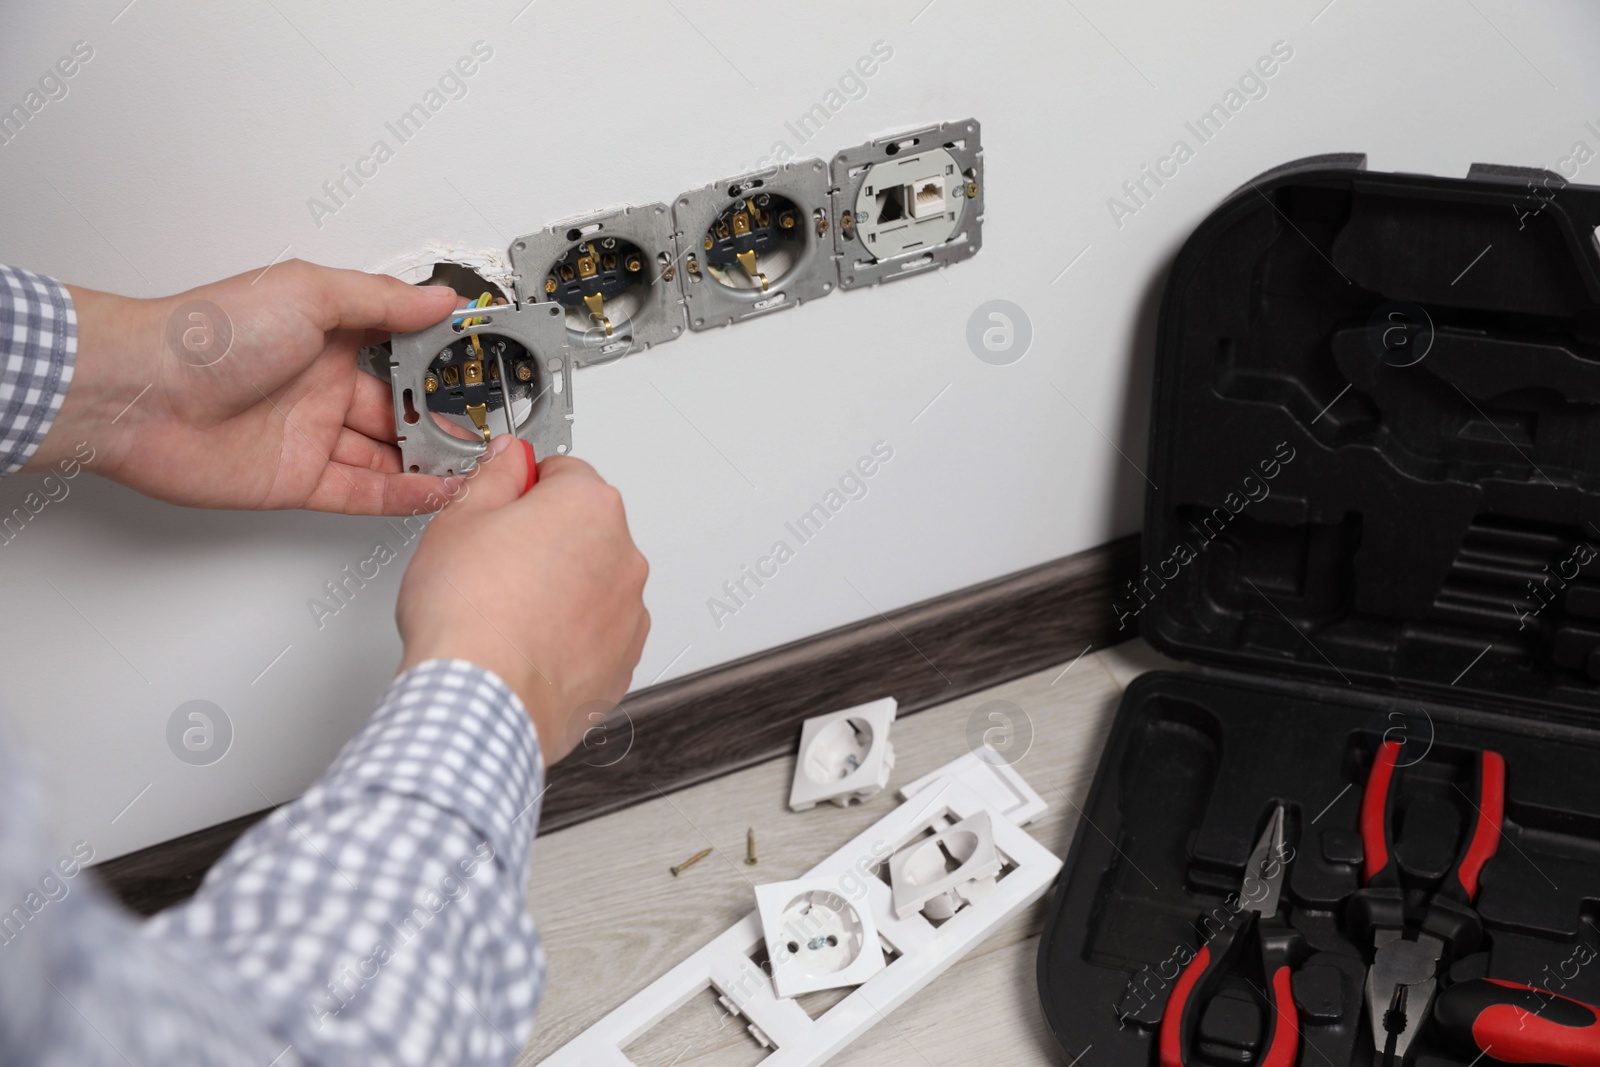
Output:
[1435, 979, 1600, 1067]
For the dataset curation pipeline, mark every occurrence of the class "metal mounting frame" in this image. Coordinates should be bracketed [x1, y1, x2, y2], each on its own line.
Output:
[540, 750, 1060, 1066]
[830, 118, 985, 290]
[509, 203, 685, 368]
[389, 301, 574, 477]
[672, 159, 837, 331]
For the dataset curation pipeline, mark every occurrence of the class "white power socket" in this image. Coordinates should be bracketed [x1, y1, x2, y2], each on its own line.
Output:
[788, 697, 897, 811]
[755, 877, 887, 997]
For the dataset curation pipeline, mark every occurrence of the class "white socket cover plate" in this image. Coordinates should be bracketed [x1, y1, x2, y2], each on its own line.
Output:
[789, 697, 897, 811]
[755, 876, 886, 998]
[540, 753, 1062, 1067]
[888, 810, 1001, 920]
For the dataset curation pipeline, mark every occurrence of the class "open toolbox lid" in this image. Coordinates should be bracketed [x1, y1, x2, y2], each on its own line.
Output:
[1136, 152, 1600, 726]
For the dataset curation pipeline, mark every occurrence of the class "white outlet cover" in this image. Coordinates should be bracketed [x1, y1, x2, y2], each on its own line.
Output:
[789, 698, 897, 811]
[539, 753, 1062, 1067]
[755, 876, 887, 998]
[888, 810, 1001, 920]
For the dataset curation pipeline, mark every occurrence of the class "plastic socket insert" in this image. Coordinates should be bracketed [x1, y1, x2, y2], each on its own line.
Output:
[788, 697, 897, 811]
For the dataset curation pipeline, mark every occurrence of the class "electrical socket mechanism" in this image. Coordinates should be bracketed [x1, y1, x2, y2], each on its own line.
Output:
[386, 118, 986, 453]
[788, 697, 897, 811]
[672, 159, 837, 330]
[831, 118, 984, 289]
[389, 301, 574, 476]
[754, 876, 887, 998]
[510, 204, 684, 367]
[888, 810, 1001, 921]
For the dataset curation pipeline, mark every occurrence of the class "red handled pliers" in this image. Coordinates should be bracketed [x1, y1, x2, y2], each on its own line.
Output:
[1159, 805, 1302, 1067]
[1356, 739, 1505, 1066]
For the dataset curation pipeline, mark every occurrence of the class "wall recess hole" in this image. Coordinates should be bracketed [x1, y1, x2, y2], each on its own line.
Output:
[422, 261, 507, 304]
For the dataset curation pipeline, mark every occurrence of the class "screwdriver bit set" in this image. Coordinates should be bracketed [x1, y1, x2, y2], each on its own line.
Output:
[1038, 155, 1600, 1067]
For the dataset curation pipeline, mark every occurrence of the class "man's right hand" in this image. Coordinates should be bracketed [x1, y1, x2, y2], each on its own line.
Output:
[395, 436, 650, 765]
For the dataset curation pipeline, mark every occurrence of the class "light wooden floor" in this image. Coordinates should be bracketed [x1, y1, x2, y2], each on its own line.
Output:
[517, 639, 1185, 1066]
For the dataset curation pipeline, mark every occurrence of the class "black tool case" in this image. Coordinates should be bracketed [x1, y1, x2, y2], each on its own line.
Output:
[1037, 154, 1600, 1067]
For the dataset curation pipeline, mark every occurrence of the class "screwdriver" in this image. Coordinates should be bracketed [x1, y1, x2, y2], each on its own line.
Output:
[1433, 979, 1600, 1067]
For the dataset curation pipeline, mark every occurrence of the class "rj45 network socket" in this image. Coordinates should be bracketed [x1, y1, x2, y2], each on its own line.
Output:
[831, 118, 984, 288]
[510, 204, 684, 367]
[672, 159, 837, 330]
[389, 301, 574, 477]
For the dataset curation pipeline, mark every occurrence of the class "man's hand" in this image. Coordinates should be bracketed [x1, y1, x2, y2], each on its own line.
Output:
[395, 437, 650, 764]
[27, 259, 463, 514]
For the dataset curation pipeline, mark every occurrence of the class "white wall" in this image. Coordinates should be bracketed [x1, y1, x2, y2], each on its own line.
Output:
[1, 0, 1596, 861]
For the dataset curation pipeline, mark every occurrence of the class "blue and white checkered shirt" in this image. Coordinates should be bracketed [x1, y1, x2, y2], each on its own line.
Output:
[0, 266, 547, 1065]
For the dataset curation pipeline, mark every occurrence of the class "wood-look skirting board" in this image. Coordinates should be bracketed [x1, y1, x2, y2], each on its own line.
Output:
[93, 534, 1141, 915]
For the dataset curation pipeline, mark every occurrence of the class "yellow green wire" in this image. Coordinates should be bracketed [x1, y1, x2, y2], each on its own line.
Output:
[466, 292, 493, 359]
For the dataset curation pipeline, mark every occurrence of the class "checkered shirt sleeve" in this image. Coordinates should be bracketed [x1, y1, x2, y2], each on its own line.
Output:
[149, 660, 548, 1065]
[0, 660, 546, 1066]
[0, 265, 75, 476]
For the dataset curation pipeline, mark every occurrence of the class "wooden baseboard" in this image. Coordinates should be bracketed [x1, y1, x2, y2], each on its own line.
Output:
[94, 534, 1140, 915]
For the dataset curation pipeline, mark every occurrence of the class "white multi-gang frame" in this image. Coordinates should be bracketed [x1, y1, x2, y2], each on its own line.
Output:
[539, 749, 1060, 1066]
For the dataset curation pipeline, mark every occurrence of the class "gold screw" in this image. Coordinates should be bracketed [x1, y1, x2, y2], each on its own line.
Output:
[966, 181, 980, 198]
[626, 256, 642, 272]
[662, 264, 676, 282]
[686, 256, 701, 276]
[670, 847, 713, 877]
[744, 828, 757, 866]
[424, 374, 438, 394]
[779, 212, 795, 229]
[515, 363, 533, 382]
[544, 276, 557, 294]
[814, 210, 829, 237]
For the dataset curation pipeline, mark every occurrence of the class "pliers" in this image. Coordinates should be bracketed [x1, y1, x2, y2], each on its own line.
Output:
[1159, 805, 1302, 1067]
[1354, 738, 1506, 1067]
